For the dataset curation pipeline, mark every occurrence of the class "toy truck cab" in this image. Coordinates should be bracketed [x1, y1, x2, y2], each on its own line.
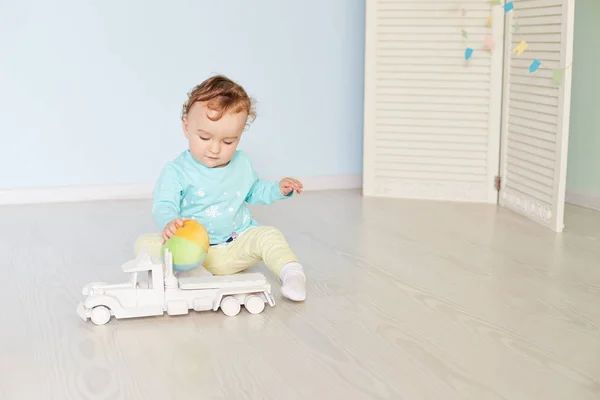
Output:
[77, 251, 166, 325]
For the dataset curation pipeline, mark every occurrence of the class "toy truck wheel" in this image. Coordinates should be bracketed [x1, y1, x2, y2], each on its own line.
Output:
[90, 306, 111, 325]
[220, 296, 241, 317]
[244, 295, 265, 314]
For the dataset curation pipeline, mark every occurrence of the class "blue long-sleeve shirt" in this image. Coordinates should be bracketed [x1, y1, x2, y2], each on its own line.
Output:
[152, 150, 291, 245]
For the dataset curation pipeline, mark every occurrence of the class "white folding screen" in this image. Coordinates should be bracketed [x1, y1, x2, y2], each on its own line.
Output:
[363, 0, 576, 232]
[499, 0, 575, 232]
[363, 0, 505, 203]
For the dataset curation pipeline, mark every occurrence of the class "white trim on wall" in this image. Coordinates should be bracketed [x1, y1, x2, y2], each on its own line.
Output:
[565, 189, 600, 212]
[0, 175, 363, 205]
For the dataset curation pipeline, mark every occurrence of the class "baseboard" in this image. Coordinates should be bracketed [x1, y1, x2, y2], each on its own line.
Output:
[0, 183, 154, 206]
[0, 175, 362, 206]
[565, 189, 600, 212]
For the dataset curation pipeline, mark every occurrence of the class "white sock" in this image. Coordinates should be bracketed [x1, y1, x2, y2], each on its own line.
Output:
[280, 262, 307, 301]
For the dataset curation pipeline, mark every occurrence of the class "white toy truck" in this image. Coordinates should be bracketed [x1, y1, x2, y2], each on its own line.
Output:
[77, 249, 275, 325]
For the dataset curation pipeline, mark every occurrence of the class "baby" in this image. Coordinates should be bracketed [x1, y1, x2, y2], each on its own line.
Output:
[151, 75, 306, 301]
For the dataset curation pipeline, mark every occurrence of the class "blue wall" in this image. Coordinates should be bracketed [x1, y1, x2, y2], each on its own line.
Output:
[0, 0, 365, 189]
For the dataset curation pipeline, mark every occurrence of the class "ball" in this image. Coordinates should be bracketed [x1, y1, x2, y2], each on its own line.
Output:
[161, 219, 210, 271]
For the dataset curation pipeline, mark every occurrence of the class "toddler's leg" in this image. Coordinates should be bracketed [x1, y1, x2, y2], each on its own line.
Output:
[176, 266, 213, 278]
[235, 226, 306, 301]
[202, 245, 260, 276]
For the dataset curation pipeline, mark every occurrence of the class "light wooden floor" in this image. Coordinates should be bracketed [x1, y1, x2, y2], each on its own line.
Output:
[0, 190, 599, 400]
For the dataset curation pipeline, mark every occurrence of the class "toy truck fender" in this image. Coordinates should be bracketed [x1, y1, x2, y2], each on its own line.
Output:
[83, 295, 122, 317]
[211, 288, 274, 311]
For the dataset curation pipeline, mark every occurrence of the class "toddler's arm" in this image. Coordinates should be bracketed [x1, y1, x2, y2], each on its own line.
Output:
[152, 165, 183, 231]
[246, 169, 292, 205]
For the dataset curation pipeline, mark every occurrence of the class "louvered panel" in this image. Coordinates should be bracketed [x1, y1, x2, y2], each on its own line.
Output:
[376, 80, 492, 89]
[513, 42, 562, 52]
[378, 56, 491, 66]
[376, 49, 490, 58]
[511, 59, 561, 69]
[377, 1, 491, 11]
[377, 118, 488, 129]
[377, 110, 489, 122]
[507, 140, 555, 163]
[509, 100, 558, 118]
[510, 89, 558, 107]
[377, 72, 491, 82]
[376, 86, 489, 96]
[378, 102, 490, 113]
[508, 129, 555, 152]
[375, 162, 485, 175]
[376, 140, 488, 152]
[378, 26, 493, 34]
[375, 124, 488, 135]
[376, 154, 487, 167]
[506, 166, 554, 194]
[512, 33, 561, 43]
[511, 51, 561, 62]
[505, 147, 554, 170]
[509, 107, 558, 125]
[377, 94, 490, 106]
[509, 75, 556, 88]
[515, 22, 562, 35]
[378, 43, 495, 52]
[379, 64, 490, 74]
[380, 11, 492, 20]
[378, 34, 493, 44]
[517, 15, 562, 25]
[517, 0, 563, 10]
[376, 147, 487, 160]
[499, 0, 574, 231]
[510, 67, 555, 80]
[376, 133, 489, 144]
[505, 178, 553, 204]
[376, 171, 486, 182]
[363, 0, 504, 203]
[508, 115, 556, 134]
[505, 157, 554, 180]
[517, 1, 563, 15]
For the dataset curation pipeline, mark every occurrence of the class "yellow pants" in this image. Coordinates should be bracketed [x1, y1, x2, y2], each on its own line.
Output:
[134, 226, 297, 276]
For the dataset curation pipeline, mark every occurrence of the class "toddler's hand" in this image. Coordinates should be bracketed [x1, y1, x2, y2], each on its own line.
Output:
[162, 218, 185, 242]
[280, 177, 303, 196]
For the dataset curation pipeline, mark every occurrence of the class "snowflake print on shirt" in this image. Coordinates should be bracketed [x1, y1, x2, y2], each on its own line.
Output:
[198, 189, 206, 198]
[206, 205, 221, 219]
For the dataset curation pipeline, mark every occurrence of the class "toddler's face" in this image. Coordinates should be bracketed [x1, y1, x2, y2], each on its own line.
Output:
[183, 102, 247, 168]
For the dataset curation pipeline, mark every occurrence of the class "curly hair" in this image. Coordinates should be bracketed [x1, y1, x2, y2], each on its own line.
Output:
[181, 75, 256, 125]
